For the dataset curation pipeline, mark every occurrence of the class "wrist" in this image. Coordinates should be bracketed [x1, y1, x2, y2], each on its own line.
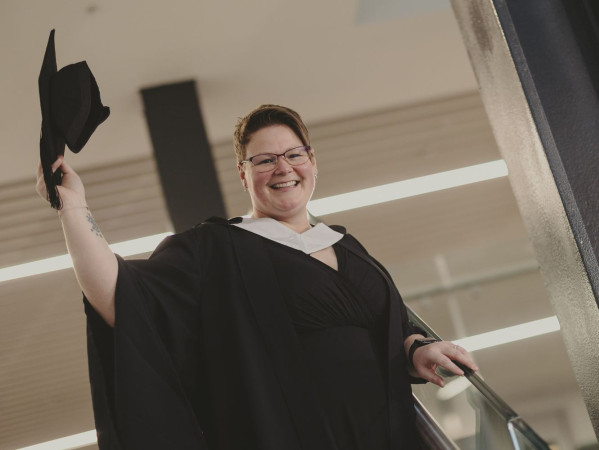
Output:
[408, 338, 441, 366]
[57, 205, 89, 218]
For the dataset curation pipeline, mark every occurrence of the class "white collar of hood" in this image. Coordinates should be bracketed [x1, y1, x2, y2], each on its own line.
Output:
[232, 216, 343, 254]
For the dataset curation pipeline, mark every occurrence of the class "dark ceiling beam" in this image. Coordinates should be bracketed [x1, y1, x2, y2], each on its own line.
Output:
[141, 80, 226, 232]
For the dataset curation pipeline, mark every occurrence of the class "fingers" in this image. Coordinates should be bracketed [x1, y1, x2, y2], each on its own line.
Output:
[59, 158, 78, 176]
[411, 359, 445, 387]
[36, 161, 44, 185]
[424, 369, 445, 388]
[437, 343, 479, 374]
[448, 344, 479, 372]
[412, 341, 479, 387]
[51, 156, 64, 173]
[35, 157, 65, 201]
[36, 156, 64, 178]
[419, 345, 465, 378]
[36, 161, 49, 199]
[436, 355, 467, 377]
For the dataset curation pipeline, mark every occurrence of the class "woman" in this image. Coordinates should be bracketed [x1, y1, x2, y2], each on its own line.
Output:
[37, 104, 477, 449]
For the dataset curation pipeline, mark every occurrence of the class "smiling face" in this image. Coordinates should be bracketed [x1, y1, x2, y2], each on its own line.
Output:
[238, 125, 317, 226]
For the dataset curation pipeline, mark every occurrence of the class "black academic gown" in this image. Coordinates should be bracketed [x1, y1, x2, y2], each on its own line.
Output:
[85, 217, 421, 449]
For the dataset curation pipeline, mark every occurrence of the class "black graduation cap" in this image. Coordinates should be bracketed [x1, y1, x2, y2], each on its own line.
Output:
[38, 29, 110, 209]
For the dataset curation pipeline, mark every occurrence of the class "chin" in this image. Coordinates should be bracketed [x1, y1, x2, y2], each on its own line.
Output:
[270, 201, 307, 218]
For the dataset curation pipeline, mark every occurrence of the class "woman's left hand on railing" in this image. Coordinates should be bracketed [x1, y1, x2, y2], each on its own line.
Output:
[408, 338, 479, 387]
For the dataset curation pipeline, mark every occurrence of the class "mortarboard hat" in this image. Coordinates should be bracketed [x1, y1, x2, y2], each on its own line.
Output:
[38, 29, 110, 209]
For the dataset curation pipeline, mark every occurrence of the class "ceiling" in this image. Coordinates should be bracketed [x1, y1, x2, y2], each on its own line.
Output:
[1, 0, 474, 184]
[0, 0, 596, 448]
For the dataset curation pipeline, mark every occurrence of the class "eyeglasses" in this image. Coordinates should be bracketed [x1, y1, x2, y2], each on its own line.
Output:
[240, 145, 312, 173]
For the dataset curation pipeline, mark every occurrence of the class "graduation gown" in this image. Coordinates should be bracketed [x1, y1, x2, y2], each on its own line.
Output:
[84, 217, 421, 449]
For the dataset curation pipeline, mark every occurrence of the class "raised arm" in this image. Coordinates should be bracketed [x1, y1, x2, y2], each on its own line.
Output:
[36, 157, 117, 326]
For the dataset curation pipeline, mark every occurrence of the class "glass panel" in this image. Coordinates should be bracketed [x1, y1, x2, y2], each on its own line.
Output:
[508, 419, 553, 450]
[412, 381, 478, 448]
[413, 378, 550, 449]
[409, 308, 550, 449]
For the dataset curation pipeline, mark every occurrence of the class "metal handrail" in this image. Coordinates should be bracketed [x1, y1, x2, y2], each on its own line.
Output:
[407, 306, 550, 449]
[414, 396, 460, 449]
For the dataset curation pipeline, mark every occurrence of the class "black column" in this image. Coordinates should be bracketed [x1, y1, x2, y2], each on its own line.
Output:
[141, 81, 226, 232]
[452, 0, 599, 437]
[498, 0, 599, 302]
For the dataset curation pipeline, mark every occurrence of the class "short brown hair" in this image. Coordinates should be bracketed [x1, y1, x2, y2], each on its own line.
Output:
[233, 104, 310, 163]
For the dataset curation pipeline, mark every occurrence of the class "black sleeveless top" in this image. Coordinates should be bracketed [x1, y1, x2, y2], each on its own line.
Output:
[265, 237, 393, 450]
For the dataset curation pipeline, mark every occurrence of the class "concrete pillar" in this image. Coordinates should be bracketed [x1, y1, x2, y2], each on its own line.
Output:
[452, 0, 599, 437]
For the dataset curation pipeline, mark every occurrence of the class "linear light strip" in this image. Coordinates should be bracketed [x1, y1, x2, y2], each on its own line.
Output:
[307, 159, 508, 216]
[1, 160, 506, 283]
[16, 430, 97, 450]
[17, 316, 561, 447]
[453, 316, 561, 352]
[0, 232, 172, 283]
[435, 316, 561, 401]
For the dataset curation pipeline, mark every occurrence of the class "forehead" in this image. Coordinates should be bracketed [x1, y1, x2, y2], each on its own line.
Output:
[245, 125, 302, 157]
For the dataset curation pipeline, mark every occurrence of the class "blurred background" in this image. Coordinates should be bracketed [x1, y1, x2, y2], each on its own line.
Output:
[0, 0, 596, 448]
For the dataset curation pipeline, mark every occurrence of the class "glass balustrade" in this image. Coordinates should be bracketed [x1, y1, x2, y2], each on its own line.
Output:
[408, 307, 550, 449]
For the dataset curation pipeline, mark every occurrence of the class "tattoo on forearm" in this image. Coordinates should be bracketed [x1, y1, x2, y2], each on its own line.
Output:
[86, 212, 103, 238]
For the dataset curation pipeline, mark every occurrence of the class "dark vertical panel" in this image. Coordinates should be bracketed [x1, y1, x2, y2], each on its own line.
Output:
[452, 0, 599, 437]
[500, 0, 599, 306]
[500, 0, 599, 301]
[141, 81, 226, 232]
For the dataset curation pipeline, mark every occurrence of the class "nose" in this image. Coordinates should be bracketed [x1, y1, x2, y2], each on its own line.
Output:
[273, 154, 293, 172]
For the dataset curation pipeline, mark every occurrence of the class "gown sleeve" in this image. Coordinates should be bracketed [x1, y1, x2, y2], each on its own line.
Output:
[84, 228, 209, 450]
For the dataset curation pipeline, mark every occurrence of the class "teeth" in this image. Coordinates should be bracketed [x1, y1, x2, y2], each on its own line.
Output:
[272, 180, 298, 189]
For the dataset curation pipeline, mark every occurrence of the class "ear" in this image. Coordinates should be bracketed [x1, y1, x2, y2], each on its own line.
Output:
[310, 148, 317, 173]
[238, 164, 248, 189]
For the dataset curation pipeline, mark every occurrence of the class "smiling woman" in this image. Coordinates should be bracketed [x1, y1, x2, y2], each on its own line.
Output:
[35, 104, 477, 449]
[238, 124, 318, 231]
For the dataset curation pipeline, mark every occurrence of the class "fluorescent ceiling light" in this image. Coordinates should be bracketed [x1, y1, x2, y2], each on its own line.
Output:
[436, 316, 561, 401]
[308, 159, 508, 216]
[16, 430, 96, 450]
[453, 316, 560, 352]
[0, 232, 172, 283]
[1, 160, 507, 283]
